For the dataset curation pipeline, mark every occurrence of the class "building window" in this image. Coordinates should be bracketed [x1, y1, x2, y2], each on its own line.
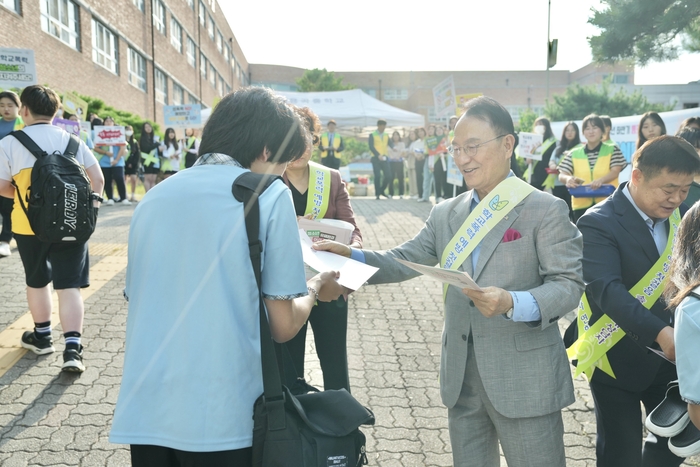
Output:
[173, 82, 184, 105]
[207, 13, 214, 39]
[383, 89, 408, 100]
[152, 0, 166, 35]
[40, 0, 81, 50]
[225, 83, 231, 95]
[132, 0, 144, 12]
[91, 20, 118, 74]
[186, 36, 196, 68]
[216, 30, 223, 54]
[170, 17, 182, 52]
[1, 0, 20, 13]
[612, 74, 629, 84]
[224, 43, 230, 63]
[187, 93, 198, 104]
[198, 1, 206, 26]
[218, 74, 224, 96]
[155, 68, 168, 104]
[200, 53, 207, 78]
[209, 64, 216, 87]
[186, 0, 193, 8]
[128, 48, 147, 91]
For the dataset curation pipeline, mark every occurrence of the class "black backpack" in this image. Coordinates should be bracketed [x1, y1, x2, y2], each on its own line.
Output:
[10, 130, 99, 243]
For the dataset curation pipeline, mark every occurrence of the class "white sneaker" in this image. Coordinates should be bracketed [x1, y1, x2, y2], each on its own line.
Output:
[119, 199, 132, 205]
[105, 199, 115, 206]
[0, 241, 10, 257]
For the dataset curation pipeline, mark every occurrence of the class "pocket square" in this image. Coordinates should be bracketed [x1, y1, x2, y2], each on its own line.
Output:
[503, 228, 522, 243]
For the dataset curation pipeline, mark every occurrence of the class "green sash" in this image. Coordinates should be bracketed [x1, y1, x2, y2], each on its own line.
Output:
[567, 208, 681, 380]
[523, 137, 557, 183]
[142, 149, 160, 169]
[440, 177, 536, 299]
[304, 161, 331, 220]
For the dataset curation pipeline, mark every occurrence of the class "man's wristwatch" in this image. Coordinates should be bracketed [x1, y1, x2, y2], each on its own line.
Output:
[504, 307, 514, 320]
[91, 193, 104, 203]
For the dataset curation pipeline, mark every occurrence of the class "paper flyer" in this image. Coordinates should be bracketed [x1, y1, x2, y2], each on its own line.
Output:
[298, 230, 377, 291]
[394, 258, 482, 291]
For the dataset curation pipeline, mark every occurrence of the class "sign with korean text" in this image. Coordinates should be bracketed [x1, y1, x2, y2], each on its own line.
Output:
[62, 92, 89, 121]
[164, 104, 202, 128]
[52, 118, 80, 137]
[455, 93, 483, 117]
[93, 126, 126, 146]
[518, 132, 544, 161]
[433, 76, 456, 117]
[0, 48, 37, 90]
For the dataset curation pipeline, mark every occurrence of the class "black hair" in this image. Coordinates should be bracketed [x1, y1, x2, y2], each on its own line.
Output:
[198, 87, 309, 168]
[164, 127, 179, 151]
[633, 135, 700, 180]
[637, 111, 667, 149]
[20, 85, 60, 118]
[534, 116, 555, 141]
[560, 121, 581, 150]
[0, 91, 20, 107]
[677, 117, 700, 134]
[140, 122, 155, 148]
[581, 114, 605, 134]
[91, 118, 104, 129]
[460, 96, 515, 138]
[677, 128, 700, 149]
[296, 107, 320, 146]
[664, 202, 700, 309]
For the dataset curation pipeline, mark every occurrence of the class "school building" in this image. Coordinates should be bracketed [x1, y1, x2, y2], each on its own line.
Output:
[250, 62, 700, 125]
[0, 0, 249, 124]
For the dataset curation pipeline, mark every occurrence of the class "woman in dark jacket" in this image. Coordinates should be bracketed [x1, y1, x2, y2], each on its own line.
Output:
[124, 125, 141, 202]
[139, 122, 160, 192]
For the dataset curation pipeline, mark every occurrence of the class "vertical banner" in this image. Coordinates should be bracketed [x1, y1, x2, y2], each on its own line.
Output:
[433, 76, 456, 117]
[455, 93, 483, 117]
[0, 48, 37, 90]
[62, 92, 89, 121]
[446, 156, 464, 187]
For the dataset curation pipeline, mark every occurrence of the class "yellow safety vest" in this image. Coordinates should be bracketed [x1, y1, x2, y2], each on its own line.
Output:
[570, 144, 616, 211]
[13, 117, 24, 131]
[180, 136, 197, 170]
[320, 132, 342, 160]
[371, 131, 389, 156]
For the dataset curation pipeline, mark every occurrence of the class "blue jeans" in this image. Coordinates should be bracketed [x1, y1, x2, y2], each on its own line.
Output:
[420, 157, 434, 201]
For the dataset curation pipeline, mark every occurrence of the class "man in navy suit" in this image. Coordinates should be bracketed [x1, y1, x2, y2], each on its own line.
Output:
[571, 136, 700, 466]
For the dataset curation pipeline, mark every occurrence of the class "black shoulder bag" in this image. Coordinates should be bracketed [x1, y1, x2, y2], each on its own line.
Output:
[232, 172, 374, 467]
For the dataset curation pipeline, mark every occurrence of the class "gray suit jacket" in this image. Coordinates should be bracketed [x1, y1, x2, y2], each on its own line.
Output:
[364, 188, 583, 418]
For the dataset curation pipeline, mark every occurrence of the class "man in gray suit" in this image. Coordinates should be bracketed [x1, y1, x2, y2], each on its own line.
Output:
[315, 96, 584, 466]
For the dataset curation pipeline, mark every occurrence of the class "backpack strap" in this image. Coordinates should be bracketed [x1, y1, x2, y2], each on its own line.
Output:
[232, 171, 288, 430]
[9, 130, 46, 159]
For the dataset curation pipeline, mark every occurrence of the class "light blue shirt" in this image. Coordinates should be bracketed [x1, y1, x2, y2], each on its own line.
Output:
[110, 164, 308, 451]
[675, 288, 700, 405]
[622, 185, 668, 255]
[350, 185, 541, 323]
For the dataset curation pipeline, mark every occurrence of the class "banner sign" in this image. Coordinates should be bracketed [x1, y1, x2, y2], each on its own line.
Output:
[62, 92, 89, 121]
[164, 104, 202, 128]
[0, 48, 37, 90]
[446, 155, 464, 187]
[455, 93, 483, 117]
[433, 76, 456, 117]
[52, 118, 80, 136]
[93, 126, 126, 146]
[518, 132, 544, 161]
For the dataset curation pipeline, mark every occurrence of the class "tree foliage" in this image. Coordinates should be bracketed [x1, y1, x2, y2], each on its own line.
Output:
[589, 0, 700, 65]
[75, 94, 160, 140]
[544, 81, 674, 122]
[516, 108, 539, 133]
[296, 68, 354, 92]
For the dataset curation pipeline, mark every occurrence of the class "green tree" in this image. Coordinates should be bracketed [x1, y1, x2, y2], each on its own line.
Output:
[544, 81, 674, 122]
[516, 108, 539, 133]
[75, 94, 160, 140]
[589, 0, 700, 65]
[296, 68, 354, 92]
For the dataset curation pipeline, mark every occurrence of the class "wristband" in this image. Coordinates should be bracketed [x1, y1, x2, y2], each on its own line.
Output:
[307, 286, 318, 301]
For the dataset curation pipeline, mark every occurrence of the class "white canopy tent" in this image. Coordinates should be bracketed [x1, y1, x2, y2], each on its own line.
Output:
[199, 89, 426, 136]
[277, 89, 426, 136]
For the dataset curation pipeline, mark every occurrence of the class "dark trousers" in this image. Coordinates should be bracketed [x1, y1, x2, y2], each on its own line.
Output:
[415, 158, 425, 198]
[433, 157, 448, 199]
[0, 196, 13, 243]
[102, 166, 127, 201]
[388, 161, 405, 196]
[590, 362, 683, 467]
[283, 298, 350, 392]
[371, 156, 390, 198]
[321, 154, 341, 170]
[131, 444, 252, 467]
[552, 186, 572, 219]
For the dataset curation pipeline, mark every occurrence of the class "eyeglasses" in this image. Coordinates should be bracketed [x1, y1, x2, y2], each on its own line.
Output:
[447, 134, 508, 157]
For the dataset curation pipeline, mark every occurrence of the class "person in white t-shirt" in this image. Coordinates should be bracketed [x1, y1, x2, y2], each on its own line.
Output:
[0, 85, 104, 373]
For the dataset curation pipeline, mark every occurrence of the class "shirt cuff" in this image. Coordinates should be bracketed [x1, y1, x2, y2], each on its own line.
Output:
[349, 248, 366, 263]
[508, 291, 542, 323]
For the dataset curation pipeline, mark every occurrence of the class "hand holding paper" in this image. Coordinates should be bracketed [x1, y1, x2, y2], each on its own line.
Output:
[393, 258, 481, 291]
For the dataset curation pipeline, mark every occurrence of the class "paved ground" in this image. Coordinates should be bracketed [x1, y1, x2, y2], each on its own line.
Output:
[0, 195, 697, 466]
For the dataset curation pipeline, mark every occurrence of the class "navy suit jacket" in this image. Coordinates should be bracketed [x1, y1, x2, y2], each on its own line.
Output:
[572, 183, 686, 391]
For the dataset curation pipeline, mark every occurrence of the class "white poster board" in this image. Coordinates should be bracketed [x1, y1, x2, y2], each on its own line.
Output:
[518, 132, 544, 161]
[164, 104, 202, 128]
[93, 126, 126, 146]
[0, 48, 37, 89]
[433, 75, 456, 117]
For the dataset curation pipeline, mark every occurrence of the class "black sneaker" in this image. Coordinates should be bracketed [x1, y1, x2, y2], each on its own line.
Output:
[669, 421, 700, 457]
[645, 381, 690, 438]
[61, 344, 85, 373]
[20, 331, 55, 355]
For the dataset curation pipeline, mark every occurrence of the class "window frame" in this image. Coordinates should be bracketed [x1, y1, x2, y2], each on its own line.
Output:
[132, 0, 144, 12]
[152, 0, 166, 35]
[200, 53, 207, 78]
[91, 19, 119, 75]
[1, 0, 20, 14]
[128, 48, 147, 92]
[170, 17, 182, 53]
[186, 36, 196, 68]
[155, 68, 168, 104]
[172, 82, 184, 105]
[209, 63, 216, 87]
[40, 0, 81, 51]
[207, 13, 214, 39]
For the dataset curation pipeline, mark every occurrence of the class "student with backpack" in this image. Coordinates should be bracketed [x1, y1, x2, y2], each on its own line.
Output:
[0, 85, 104, 373]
